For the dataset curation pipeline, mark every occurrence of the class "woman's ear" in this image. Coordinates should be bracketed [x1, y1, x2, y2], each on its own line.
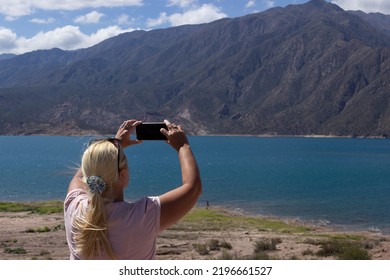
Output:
[118, 167, 129, 188]
[119, 168, 125, 178]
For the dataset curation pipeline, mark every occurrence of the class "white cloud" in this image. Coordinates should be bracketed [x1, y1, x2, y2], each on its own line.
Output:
[89, 25, 134, 45]
[116, 14, 137, 26]
[0, 25, 135, 55]
[0, 0, 143, 18]
[147, 3, 227, 27]
[0, 3, 32, 19]
[30, 18, 56, 24]
[264, 0, 275, 9]
[245, 0, 274, 12]
[246, 0, 256, 8]
[147, 13, 169, 27]
[0, 27, 17, 50]
[167, 0, 197, 8]
[170, 4, 226, 25]
[74, 11, 104, 24]
[332, 0, 390, 14]
[117, 14, 130, 25]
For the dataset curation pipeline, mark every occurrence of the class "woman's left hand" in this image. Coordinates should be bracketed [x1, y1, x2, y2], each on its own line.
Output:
[115, 119, 142, 148]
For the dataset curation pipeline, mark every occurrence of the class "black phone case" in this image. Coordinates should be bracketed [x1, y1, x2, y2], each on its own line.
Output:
[136, 123, 167, 140]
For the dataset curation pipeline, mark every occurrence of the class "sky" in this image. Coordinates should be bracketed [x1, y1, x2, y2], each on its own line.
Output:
[0, 0, 389, 55]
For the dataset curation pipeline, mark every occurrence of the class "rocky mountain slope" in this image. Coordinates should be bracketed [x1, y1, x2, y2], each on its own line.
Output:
[0, 0, 389, 136]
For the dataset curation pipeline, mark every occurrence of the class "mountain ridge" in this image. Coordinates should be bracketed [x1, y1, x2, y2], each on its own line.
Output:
[0, 0, 389, 136]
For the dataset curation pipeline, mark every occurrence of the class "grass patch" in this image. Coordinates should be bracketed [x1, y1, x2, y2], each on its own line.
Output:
[243, 238, 282, 260]
[40, 249, 51, 256]
[52, 224, 65, 231]
[208, 239, 233, 251]
[207, 239, 221, 251]
[254, 238, 282, 252]
[181, 207, 311, 233]
[193, 239, 233, 256]
[308, 238, 371, 260]
[218, 250, 238, 260]
[25, 226, 51, 233]
[0, 200, 63, 214]
[302, 248, 315, 256]
[220, 240, 233, 250]
[25, 224, 65, 233]
[193, 243, 209, 255]
[1, 239, 18, 246]
[4, 247, 27, 255]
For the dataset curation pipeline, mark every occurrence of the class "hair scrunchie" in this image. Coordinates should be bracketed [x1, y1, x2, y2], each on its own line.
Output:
[86, 176, 106, 194]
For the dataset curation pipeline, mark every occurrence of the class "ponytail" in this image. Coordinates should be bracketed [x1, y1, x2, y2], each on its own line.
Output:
[72, 140, 126, 259]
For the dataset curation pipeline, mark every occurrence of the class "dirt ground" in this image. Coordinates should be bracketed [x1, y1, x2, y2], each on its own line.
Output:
[1, 210, 389, 260]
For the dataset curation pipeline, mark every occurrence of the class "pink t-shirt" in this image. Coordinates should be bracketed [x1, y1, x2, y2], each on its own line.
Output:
[64, 189, 161, 260]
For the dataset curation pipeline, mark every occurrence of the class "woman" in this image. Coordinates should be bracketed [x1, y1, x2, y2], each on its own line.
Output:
[64, 119, 202, 259]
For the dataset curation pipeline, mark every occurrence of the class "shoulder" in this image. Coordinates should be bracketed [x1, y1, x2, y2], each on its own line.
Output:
[110, 196, 160, 216]
[64, 189, 88, 212]
[135, 196, 161, 214]
[107, 196, 161, 233]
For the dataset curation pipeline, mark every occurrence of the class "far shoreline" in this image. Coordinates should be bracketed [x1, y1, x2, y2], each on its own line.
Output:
[1, 199, 389, 236]
[196, 133, 389, 139]
[0, 132, 389, 139]
[199, 201, 390, 235]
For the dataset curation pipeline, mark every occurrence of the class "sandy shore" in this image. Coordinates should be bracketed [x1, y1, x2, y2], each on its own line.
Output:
[1, 207, 389, 260]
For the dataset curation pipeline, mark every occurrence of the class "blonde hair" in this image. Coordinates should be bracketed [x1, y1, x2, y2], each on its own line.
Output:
[73, 140, 127, 259]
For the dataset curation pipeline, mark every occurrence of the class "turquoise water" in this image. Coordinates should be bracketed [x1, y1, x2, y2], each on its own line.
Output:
[1, 136, 390, 232]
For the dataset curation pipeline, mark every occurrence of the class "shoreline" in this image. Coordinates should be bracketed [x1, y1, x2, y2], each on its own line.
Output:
[1, 202, 390, 260]
[198, 133, 389, 139]
[197, 201, 390, 236]
[2, 199, 389, 236]
[0, 133, 388, 139]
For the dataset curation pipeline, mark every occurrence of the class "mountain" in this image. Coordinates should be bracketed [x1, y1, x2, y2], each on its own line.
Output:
[0, 54, 16, 61]
[0, 0, 389, 136]
[351, 11, 390, 37]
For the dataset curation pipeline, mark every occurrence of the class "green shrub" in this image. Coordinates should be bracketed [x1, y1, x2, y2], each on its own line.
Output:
[4, 247, 27, 254]
[208, 239, 220, 251]
[302, 248, 315, 256]
[218, 250, 236, 260]
[254, 238, 281, 253]
[0, 201, 63, 214]
[25, 226, 51, 233]
[338, 244, 371, 260]
[193, 243, 209, 255]
[40, 250, 51, 256]
[220, 240, 233, 250]
[316, 240, 371, 260]
[207, 239, 232, 251]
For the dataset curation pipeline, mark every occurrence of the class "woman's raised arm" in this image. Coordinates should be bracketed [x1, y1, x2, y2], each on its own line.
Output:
[158, 120, 202, 231]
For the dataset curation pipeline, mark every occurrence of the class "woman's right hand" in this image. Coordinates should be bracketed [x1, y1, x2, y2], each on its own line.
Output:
[160, 119, 189, 152]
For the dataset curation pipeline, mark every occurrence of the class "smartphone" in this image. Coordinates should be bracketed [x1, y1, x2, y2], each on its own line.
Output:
[136, 122, 167, 140]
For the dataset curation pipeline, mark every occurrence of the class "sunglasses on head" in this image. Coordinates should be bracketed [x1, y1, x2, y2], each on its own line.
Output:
[88, 137, 122, 172]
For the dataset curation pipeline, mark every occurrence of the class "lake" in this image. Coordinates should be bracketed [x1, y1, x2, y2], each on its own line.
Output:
[1, 135, 390, 232]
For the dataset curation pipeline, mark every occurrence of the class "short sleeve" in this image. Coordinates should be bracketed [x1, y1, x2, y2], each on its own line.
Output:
[64, 189, 88, 212]
[148, 196, 161, 235]
[136, 196, 161, 236]
[64, 189, 89, 260]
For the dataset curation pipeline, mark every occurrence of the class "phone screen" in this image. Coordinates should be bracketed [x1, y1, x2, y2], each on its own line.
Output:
[136, 122, 167, 140]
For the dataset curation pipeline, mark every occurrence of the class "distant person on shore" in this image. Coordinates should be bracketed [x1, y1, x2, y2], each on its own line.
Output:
[64, 119, 202, 259]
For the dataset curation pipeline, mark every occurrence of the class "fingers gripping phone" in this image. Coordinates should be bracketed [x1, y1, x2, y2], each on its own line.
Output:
[136, 122, 168, 140]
